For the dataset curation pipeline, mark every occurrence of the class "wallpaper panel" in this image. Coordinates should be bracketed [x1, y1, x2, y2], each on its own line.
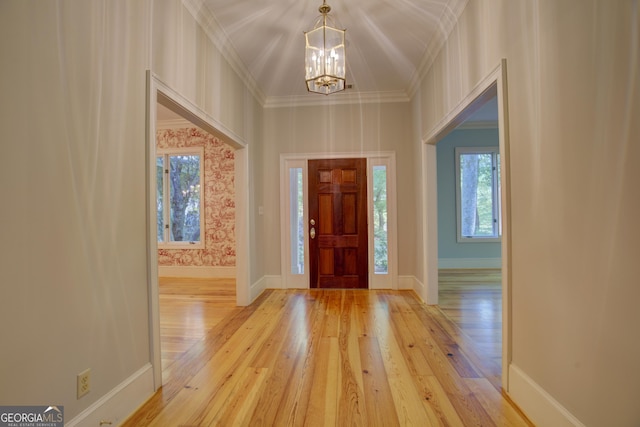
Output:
[156, 128, 235, 267]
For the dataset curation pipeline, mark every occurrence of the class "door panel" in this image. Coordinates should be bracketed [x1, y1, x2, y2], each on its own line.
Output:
[319, 249, 334, 275]
[308, 158, 368, 289]
[343, 193, 356, 233]
[318, 194, 333, 234]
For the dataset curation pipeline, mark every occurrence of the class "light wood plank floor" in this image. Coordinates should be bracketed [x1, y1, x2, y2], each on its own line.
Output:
[124, 276, 531, 426]
[158, 277, 240, 384]
[439, 269, 503, 368]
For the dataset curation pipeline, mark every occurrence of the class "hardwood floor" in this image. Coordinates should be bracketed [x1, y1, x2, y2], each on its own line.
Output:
[158, 277, 240, 384]
[438, 269, 503, 367]
[124, 275, 531, 426]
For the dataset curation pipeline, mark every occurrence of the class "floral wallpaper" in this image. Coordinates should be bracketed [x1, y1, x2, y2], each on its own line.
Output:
[156, 127, 235, 267]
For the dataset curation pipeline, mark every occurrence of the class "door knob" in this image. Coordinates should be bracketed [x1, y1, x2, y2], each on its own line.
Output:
[310, 219, 316, 226]
[310, 227, 316, 239]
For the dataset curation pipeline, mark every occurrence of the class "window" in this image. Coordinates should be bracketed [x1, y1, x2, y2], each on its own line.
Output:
[157, 148, 204, 248]
[282, 160, 309, 289]
[372, 165, 388, 273]
[368, 155, 396, 289]
[289, 167, 305, 274]
[455, 147, 501, 242]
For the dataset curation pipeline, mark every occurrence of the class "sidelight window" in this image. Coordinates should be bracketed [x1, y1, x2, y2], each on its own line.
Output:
[372, 165, 388, 273]
[289, 168, 305, 274]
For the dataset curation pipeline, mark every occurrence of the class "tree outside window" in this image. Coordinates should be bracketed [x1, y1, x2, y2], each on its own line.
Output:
[157, 149, 204, 247]
[456, 147, 501, 241]
[373, 165, 388, 273]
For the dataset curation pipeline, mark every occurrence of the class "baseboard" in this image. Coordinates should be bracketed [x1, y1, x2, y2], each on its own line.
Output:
[397, 275, 416, 290]
[250, 276, 267, 302]
[438, 257, 502, 269]
[263, 275, 283, 289]
[66, 363, 154, 427]
[508, 364, 585, 427]
[398, 275, 425, 298]
[158, 266, 235, 278]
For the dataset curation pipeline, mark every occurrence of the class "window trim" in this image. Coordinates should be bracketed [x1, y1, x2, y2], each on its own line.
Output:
[455, 146, 502, 243]
[157, 147, 205, 249]
[368, 160, 391, 278]
[281, 159, 309, 289]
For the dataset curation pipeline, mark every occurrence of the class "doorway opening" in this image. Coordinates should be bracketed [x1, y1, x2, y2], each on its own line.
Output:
[154, 103, 237, 384]
[146, 72, 250, 390]
[435, 93, 504, 375]
[422, 60, 511, 389]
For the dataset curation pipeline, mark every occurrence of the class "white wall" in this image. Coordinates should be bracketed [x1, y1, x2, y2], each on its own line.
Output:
[152, 1, 251, 141]
[263, 102, 416, 278]
[0, 0, 265, 422]
[414, 1, 640, 425]
[0, 0, 152, 421]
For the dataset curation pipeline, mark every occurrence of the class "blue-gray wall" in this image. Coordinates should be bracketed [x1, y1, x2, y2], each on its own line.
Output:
[437, 128, 501, 267]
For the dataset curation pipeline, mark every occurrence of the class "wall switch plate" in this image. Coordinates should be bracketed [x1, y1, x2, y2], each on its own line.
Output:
[77, 369, 91, 399]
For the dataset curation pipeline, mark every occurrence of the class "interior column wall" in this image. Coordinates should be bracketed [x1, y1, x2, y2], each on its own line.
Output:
[0, 0, 152, 420]
[412, 1, 640, 425]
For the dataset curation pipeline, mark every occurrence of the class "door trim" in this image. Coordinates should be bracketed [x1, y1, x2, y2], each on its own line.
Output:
[280, 152, 398, 290]
[421, 59, 512, 390]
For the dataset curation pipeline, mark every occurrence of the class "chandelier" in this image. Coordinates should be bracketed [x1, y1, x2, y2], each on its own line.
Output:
[304, 0, 346, 95]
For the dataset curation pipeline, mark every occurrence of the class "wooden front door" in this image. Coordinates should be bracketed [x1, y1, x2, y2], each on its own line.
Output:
[308, 158, 368, 289]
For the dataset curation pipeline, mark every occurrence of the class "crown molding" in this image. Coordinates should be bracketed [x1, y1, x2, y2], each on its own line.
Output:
[407, 0, 469, 99]
[456, 120, 498, 130]
[182, 0, 266, 106]
[263, 90, 410, 109]
[156, 118, 198, 130]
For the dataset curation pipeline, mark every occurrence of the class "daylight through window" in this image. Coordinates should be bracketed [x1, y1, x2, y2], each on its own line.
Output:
[373, 165, 388, 273]
[455, 147, 501, 241]
[157, 149, 204, 247]
[289, 168, 305, 275]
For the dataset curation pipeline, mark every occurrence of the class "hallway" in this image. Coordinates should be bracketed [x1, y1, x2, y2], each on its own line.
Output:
[125, 284, 530, 426]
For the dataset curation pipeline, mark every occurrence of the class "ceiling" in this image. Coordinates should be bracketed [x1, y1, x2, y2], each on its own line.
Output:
[186, 0, 469, 105]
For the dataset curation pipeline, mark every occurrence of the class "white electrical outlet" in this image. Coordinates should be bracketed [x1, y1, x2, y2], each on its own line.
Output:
[77, 369, 91, 399]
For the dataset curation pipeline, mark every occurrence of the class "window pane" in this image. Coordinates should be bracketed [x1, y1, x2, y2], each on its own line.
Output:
[373, 165, 388, 274]
[290, 168, 304, 274]
[169, 155, 201, 242]
[157, 156, 164, 242]
[496, 153, 502, 236]
[460, 153, 494, 237]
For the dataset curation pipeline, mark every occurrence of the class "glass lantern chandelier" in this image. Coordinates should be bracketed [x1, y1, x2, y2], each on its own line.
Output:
[304, 0, 346, 95]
